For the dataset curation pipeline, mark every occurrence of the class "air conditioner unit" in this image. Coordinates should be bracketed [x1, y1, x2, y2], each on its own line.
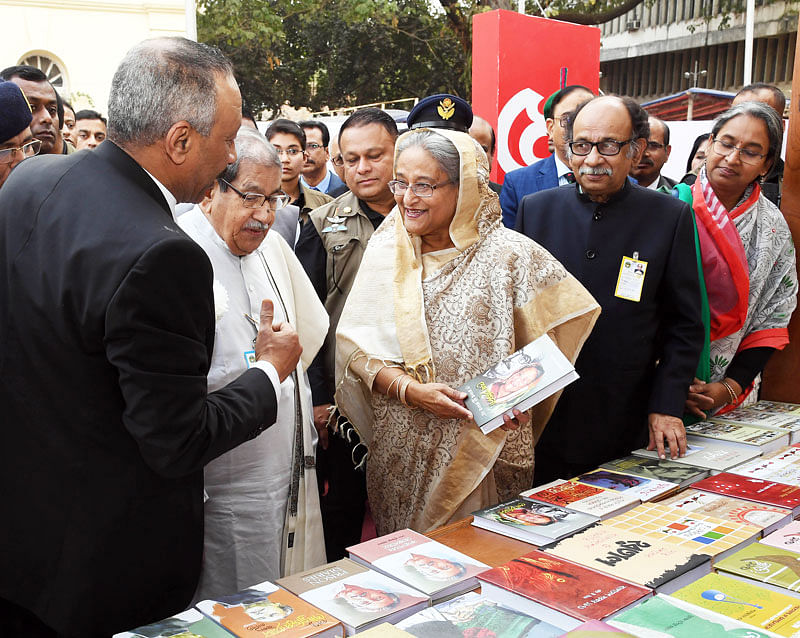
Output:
[627, 19, 641, 31]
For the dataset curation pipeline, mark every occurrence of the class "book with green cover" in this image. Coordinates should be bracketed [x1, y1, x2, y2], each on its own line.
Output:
[715, 542, 800, 594]
[671, 572, 800, 637]
[610, 593, 781, 638]
[457, 334, 578, 434]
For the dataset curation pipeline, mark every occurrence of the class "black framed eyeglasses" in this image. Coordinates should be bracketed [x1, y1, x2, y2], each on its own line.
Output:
[387, 179, 453, 198]
[331, 155, 344, 167]
[218, 178, 290, 209]
[0, 139, 42, 165]
[646, 141, 667, 151]
[711, 138, 768, 165]
[569, 139, 632, 156]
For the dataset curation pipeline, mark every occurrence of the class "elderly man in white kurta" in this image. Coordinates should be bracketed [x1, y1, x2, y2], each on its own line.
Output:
[178, 127, 328, 601]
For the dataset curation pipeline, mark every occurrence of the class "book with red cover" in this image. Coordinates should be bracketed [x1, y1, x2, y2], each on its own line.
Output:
[475, 549, 651, 632]
[691, 472, 800, 516]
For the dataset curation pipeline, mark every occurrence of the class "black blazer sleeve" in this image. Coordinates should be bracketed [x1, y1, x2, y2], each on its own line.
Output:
[648, 202, 705, 416]
[105, 235, 277, 478]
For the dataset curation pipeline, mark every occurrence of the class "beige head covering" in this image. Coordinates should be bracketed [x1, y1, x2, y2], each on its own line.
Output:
[335, 128, 501, 444]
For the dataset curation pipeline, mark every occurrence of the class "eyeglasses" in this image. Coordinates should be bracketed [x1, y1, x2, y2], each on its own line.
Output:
[331, 155, 344, 167]
[275, 148, 303, 157]
[219, 178, 290, 209]
[558, 113, 573, 128]
[569, 139, 632, 156]
[711, 138, 768, 165]
[387, 179, 453, 198]
[646, 141, 666, 151]
[306, 143, 324, 151]
[0, 139, 42, 165]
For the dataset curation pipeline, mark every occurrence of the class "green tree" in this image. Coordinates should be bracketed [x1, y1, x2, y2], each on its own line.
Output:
[197, 0, 648, 112]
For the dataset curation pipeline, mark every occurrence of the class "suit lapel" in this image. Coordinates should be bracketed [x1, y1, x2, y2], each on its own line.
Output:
[96, 141, 172, 216]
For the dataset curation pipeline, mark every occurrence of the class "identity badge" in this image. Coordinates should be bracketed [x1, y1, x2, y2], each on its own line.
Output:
[615, 255, 647, 302]
[244, 350, 257, 368]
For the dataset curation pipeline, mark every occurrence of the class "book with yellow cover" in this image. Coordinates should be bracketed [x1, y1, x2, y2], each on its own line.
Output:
[542, 523, 711, 593]
[600, 502, 760, 561]
[196, 580, 344, 638]
[671, 572, 800, 637]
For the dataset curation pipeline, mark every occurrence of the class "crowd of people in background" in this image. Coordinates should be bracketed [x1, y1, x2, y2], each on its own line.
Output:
[0, 36, 796, 638]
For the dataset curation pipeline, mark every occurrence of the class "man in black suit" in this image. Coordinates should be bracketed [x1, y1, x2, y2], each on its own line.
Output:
[0, 38, 302, 637]
[516, 96, 703, 485]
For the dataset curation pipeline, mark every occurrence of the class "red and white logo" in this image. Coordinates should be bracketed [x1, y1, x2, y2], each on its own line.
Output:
[497, 88, 551, 175]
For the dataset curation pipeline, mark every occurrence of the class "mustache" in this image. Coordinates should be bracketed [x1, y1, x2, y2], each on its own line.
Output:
[638, 158, 654, 167]
[579, 167, 613, 176]
[243, 220, 269, 231]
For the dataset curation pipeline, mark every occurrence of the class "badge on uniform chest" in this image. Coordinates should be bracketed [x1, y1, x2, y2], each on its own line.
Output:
[615, 252, 648, 302]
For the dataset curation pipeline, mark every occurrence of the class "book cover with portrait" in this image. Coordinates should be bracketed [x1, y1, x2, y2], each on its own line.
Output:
[458, 334, 578, 434]
[347, 529, 487, 602]
[572, 469, 679, 502]
[472, 498, 598, 545]
[276, 559, 429, 636]
[196, 580, 344, 638]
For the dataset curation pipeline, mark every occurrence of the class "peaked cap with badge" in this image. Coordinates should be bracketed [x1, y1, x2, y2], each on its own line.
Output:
[0, 80, 33, 143]
[406, 93, 473, 133]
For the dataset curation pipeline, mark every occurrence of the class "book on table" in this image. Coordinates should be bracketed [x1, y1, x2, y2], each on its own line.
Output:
[714, 542, 800, 595]
[631, 437, 762, 473]
[396, 591, 564, 638]
[684, 419, 790, 454]
[599, 455, 709, 489]
[559, 619, 637, 637]
[691, 473, 800, 516]
[713, 404, 800, 444]
[760, 520, 800, 551]
[276, 559, 429, 636]
[113, 609, 237, 638]
[355, 624, 415, 638]
[609, 592, 785, 638]
[471, 497, 599, 545]
[659, 488, 792, 537]
[541, 522, 711, 594]
[728, 445, 800, 486]
[521, 480, 638, 520]
[457, 333, 578, 435]
[747, 401, 800, 416]
[598, 502, 761, 562]
[346, 528, 488, 603]
[475, 549, 651, 632]
[195, 580, 344, 638]
[670, 572, 800, 638]
[571, 469, 680, 502]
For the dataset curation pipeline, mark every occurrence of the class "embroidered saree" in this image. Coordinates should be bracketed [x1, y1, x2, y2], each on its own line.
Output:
[334, 128, 599, 535]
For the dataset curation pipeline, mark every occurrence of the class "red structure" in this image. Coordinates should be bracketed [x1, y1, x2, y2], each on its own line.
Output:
[472, 10, 600, 183]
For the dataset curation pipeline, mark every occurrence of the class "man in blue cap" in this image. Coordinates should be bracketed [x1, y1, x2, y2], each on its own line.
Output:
[406, 93, 473, 132]
[0, 80, 39, 189]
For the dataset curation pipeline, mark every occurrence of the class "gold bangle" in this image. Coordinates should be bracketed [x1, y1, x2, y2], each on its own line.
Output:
[386, 374, 404, 399]
[720, 380, 738, 405]
[399, 377, 414, 407]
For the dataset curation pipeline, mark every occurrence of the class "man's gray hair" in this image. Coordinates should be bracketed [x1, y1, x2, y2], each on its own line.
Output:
[712, 101, 783, 168]
[219, 127, 281, 184]
[108, 37, 234, 147]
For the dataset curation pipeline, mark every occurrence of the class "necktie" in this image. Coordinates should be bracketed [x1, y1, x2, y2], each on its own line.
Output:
[565, 172, 576, 184]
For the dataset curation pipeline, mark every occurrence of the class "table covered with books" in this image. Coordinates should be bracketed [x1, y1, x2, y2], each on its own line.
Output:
[117, 400, 800, 638]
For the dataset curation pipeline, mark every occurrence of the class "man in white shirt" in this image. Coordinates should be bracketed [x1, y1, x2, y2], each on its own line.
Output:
[178, 127, 329, 599]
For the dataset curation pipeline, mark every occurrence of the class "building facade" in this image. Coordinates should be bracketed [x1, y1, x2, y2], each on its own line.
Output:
[0, 0, 188, 113]
[600, 0, 797, 104]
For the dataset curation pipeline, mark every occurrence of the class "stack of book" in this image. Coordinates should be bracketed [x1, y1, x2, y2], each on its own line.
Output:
[116, 403, 800, 638]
